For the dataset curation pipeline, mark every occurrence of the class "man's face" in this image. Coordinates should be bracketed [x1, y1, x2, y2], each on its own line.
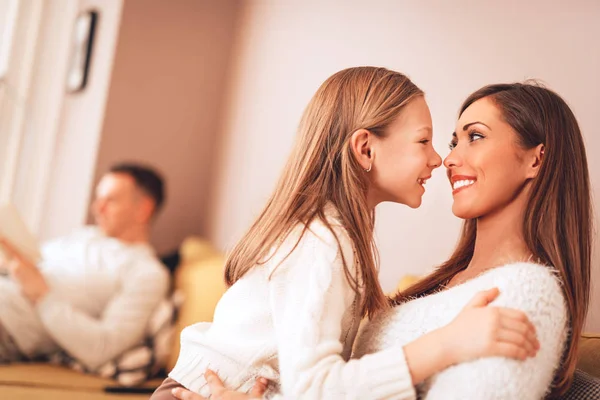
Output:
[92, 173, 144, 238]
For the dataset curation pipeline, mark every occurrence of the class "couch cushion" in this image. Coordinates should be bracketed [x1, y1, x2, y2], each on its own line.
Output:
[577, 333, 600, 378]
[560, 369, 600, 399]
[167, 254, 227, 370]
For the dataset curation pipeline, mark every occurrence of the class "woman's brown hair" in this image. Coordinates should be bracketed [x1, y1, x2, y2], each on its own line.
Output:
[393, 83, 592, 397]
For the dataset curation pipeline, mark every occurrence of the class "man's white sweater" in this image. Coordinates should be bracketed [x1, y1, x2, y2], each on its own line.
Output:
[0, 226, 169, 370]
[353, 262, 568, 400]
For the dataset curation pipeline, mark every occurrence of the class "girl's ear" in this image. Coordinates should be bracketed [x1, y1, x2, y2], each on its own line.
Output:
[350, 129, 374, 171]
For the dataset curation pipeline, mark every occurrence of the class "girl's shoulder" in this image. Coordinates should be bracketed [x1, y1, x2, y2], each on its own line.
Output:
[285, 204, 352, 251]
[266, 208, 354, 275]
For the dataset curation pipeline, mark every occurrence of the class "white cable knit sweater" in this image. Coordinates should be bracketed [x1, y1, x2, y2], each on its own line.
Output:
[169, 209, 415, 399]
[353, 262, 568, 400]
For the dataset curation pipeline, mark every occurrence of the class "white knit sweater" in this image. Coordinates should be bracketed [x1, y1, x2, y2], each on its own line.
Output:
[169, 209, 415, 399]
[353, 262, 568, 400]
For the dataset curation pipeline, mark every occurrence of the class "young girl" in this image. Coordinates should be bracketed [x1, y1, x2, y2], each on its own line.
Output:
[153, 67, 539, 400]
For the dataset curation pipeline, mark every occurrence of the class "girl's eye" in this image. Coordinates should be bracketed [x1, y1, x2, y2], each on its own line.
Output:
[420, 139, 430, 145]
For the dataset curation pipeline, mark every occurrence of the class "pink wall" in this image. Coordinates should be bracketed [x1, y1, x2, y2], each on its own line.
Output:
[91, 0, 239, 254]
[206, 1, 600, 330]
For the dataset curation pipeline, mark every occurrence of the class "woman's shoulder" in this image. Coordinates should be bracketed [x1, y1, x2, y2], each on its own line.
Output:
[481, 261, 562, 292]
[477, 261, 566, 317]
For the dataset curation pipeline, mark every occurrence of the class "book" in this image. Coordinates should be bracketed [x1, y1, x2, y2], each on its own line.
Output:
[0, 203, 42, 264]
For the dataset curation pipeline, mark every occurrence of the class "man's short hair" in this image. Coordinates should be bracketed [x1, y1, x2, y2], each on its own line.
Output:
[109, 163, 165, 214]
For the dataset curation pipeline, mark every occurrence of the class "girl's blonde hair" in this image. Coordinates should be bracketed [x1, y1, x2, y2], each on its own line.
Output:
[225, 66, 424, 317]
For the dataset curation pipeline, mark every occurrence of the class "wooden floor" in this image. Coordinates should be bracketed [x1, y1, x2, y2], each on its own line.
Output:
[0, 363, 163, 400]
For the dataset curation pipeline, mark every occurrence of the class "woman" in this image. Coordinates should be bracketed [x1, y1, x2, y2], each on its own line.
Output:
[354, 82, 591, 399]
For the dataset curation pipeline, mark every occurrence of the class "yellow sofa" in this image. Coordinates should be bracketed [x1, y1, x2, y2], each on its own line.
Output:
[0, 239, 598, 399]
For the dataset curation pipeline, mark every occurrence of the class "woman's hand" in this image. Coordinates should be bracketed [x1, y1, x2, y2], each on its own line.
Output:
[440, 287, 539, 364]
[171, 370, 268, 400]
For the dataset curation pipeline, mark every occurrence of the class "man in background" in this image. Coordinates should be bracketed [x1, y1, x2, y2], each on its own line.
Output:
[0, 163, 170, 371]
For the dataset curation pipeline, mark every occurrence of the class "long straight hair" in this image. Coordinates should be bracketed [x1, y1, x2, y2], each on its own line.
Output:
[225, 67, 424, 318]
[393, 83, 592, 397]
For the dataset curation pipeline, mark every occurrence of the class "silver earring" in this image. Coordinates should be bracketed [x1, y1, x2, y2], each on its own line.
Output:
[365, 163, 372, 173]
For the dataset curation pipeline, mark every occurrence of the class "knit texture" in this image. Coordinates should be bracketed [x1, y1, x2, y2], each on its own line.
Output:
[353, 262, 568, 400]
[170, 208, 415, 399]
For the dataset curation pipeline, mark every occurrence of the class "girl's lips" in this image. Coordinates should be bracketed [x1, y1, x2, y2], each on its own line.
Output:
[418, 176, 431, 185]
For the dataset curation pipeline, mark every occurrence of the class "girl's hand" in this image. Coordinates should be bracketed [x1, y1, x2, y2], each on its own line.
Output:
[171, 370, 268, 400]
[403, 287, 539, 385]
[440, 287, 540, 364]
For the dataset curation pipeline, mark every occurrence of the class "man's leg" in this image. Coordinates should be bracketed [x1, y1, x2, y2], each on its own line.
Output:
[0, 321, 24, 363]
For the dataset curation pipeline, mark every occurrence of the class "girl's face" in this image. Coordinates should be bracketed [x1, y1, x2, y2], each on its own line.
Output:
[444, 97, 539, 219]
[369, 96, 442, 208]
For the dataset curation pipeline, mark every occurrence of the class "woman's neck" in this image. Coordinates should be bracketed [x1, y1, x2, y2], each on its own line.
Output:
[468, 195, 532, 277]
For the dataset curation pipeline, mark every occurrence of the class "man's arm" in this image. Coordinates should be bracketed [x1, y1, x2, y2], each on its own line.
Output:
[36, 265, 169, 370]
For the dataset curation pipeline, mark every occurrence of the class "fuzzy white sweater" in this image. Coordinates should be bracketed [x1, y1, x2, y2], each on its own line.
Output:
[170, 210, 415, 399]
[353, 262, 568, 400]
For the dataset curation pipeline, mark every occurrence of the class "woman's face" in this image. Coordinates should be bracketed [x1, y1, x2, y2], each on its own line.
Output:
[370, 96, 442, 208]
[444, 97, 537, 219]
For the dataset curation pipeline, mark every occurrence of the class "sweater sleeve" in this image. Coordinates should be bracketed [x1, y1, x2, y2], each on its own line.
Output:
[35, 262, 169, 371]
[423, 263, 568, 400]
[268, 225, 416, 400]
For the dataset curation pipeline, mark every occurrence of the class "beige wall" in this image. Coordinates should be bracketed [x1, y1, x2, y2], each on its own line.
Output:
[92, 0, 239, 254]
[207, 0, 600, 330]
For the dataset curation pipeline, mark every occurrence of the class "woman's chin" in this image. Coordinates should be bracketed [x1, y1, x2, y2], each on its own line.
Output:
[452, 205, 479, 220]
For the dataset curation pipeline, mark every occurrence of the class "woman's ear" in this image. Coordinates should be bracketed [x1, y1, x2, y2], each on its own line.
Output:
[350, 129, 374, 171]
[526, 144, 545, 179]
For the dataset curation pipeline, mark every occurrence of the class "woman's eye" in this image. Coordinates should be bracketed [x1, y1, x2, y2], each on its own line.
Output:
[448, 141, 457, 150]
[469, 132, 485, 142]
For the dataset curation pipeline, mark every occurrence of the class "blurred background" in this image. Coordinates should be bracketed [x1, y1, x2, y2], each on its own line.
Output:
[0, 0, 598, 330]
